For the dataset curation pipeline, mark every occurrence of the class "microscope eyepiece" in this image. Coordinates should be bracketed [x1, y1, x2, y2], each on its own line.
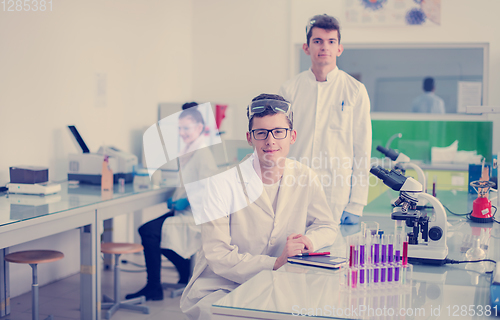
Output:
[376, 145, 400, 161]
[370, 166, 407, 191]
[369, 166, 389, 179]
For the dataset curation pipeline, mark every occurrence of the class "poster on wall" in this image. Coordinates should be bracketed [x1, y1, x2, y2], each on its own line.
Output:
[457, 81, 482, 113]
[345, 0, 441, 27]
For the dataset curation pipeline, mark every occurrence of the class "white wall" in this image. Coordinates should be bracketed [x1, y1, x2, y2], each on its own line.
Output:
[0, 0, 193, 297]
[0, 0, 194, 185]
[191, 0, 291, 140]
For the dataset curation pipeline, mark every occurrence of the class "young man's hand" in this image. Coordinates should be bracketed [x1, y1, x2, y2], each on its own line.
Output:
[273, 234, 314, 270]
[297, 234, 314, 253]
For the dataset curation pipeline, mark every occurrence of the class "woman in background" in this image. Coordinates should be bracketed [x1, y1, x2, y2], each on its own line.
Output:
[126, 102, 218, 301]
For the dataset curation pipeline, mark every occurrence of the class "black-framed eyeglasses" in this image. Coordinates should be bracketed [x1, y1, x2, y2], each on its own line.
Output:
[250, 128, 291, 140]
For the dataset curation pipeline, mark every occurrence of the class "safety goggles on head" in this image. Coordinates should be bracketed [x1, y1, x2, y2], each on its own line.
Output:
[305, 18, 317, 35]
[247, 99, 292, 122]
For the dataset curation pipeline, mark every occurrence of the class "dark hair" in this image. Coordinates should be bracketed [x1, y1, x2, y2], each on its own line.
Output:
[247, 94, 293, 131]
[306, 14, 341, 45]
[179, 102, 205, 128]
[423, 77, 435, 92]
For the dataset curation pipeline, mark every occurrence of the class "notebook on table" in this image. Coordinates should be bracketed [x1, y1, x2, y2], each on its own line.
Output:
[287, 256, 347, 269]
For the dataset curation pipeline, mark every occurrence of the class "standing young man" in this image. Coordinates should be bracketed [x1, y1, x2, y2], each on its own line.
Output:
[279, 14, 372, 225]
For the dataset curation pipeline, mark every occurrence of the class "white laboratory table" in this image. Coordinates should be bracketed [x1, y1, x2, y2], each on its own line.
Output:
[211, 214, 500, 319]
[0, 182, 173, 320]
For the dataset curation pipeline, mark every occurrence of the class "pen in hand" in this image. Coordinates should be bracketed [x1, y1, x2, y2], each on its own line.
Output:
[295, 252, 330, 257]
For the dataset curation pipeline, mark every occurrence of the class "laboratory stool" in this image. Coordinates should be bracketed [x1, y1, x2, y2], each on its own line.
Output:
[4, 250, 64, 320]
[162, 282, 187, 299]
[100, 243, 149, 319]
[162, 252, 196, 298]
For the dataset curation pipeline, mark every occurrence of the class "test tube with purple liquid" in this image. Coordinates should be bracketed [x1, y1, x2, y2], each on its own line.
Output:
[372, 235, 380, 283]
[394, 234, 401, 283]
[387, 234, 394, 283]
[380, 235, 387, 283]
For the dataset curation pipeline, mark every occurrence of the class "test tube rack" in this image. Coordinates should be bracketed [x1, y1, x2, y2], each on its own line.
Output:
[341, 232, 413, 290]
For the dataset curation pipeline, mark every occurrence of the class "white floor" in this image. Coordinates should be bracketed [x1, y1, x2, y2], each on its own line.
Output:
[1, 253, 188, 320]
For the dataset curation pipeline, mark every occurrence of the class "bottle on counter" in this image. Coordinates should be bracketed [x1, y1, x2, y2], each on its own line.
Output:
[101, 155, 113, 192]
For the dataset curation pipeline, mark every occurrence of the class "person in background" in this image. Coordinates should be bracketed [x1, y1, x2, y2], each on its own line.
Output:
[411, 77, 445, 114]
[180, 94, 337, 320]
[126, 102, 218, 301]
[279, 14, 372, 225]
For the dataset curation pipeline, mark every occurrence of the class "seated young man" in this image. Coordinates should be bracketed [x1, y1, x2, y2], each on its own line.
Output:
[180, 94, 338, 320]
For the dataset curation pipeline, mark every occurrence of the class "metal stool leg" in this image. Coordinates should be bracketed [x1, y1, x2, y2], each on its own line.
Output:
[171, 287, 185, 298]
[162, 283, 187, 298]
[101, 253, 149, 319]
[114, 253, 120, 304]
[30, 264, 54, 320]
[30, 264, 39, 320]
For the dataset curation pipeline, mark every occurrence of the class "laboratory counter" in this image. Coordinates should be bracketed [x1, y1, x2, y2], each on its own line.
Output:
[211, 190, 499, 319]
[0, 181, 174, 320]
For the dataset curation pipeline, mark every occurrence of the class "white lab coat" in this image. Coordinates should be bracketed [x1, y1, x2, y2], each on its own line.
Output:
[279, 67, 372, 220]
[160, 135, 218, 259]
[180, 154, 337, 320]
[411, 92, 445, 114]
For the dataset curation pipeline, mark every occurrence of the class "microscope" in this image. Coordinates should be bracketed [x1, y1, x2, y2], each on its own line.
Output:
[370, 166, 448, 265]
[376, 146, 428, 208]
[377, 146, 427, 208]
